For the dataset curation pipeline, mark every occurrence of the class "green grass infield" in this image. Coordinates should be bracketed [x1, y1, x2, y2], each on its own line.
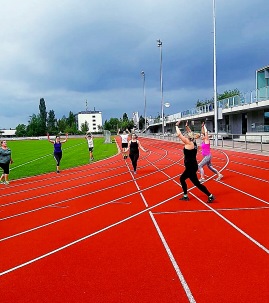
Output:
[5, 136, 118, 180]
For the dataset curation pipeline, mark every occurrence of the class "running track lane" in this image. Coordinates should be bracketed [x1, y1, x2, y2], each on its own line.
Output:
[0, 137, 268, 302]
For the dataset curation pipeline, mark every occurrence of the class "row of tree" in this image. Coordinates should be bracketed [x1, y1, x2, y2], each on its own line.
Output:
[196, 89, 240, 107]
[103, 113, 141, 134]
[14, 89, 239, 137]
[15, 98, 79, 137]
[14, 98, 140, 137]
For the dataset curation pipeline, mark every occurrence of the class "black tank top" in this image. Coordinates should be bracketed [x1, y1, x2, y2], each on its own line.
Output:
[183, 141, 197, 166]
[130, 140, 139, 154]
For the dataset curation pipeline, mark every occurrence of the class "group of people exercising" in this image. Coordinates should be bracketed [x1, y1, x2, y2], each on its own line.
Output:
[1, 121, 222, 204]
[118, 120, 223, 202]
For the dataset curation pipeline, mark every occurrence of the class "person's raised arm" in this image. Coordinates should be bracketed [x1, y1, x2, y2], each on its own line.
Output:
[201, 122, 210, 142]
[47, 133, 54, 144]
[185, 120, 192, 133]
[62, 133, 68, 143]
[175, 121, 189, 144]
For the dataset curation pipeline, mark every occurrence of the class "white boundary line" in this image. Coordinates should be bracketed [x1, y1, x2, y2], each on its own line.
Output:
[149, 211, 196, 303]
[189, 192, 269, 254]
[1, 139, 268, 302]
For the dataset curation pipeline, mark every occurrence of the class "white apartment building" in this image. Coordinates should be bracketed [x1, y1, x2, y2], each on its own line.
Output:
[76, 110, 103, 132]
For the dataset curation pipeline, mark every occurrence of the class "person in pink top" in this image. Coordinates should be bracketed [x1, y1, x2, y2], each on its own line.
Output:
[198, 122, 223, 182]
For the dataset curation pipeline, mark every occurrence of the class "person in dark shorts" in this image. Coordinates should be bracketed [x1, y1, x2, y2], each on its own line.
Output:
[85, 133, 94, 161]
[47, 133, 68, 173]
[0, 140, 13, 185]
[125, 133, 147, 174]
[175, 121, 215, 203]
[117, 129, 130, 159]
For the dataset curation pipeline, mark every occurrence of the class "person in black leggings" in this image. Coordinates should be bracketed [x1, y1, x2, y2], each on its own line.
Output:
[47, 133, 68, 173]
[175, 121, 215, 203]
[125, 133, 147, 174]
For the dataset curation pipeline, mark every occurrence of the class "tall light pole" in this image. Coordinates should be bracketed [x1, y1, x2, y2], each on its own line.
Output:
[213, 0, 218, 146]
[157, 39, 164, 136]
[141, 71, 147, 132]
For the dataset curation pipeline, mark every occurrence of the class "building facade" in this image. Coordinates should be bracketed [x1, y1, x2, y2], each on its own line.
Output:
[147, 65, 269, 136]
[76, 110, 103, 133]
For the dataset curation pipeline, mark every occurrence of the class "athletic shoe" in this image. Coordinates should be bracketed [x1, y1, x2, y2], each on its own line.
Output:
[216, 174, 223, 181]
[207, 195, 215, 203]
[179, 196, 190, 201]
[199, 178, 205, 182]
[4, 181, 9, 185]
[134, 171, 137, 174]
[56, 170, 60, 173]
[91, 157, 94, 161]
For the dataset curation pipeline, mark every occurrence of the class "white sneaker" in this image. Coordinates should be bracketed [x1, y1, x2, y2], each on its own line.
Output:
[216, 174, 223, 181]
[199, 178, 205, 182]
[4, 181, 9, 185]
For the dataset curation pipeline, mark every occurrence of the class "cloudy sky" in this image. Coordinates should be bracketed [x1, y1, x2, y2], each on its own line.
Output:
[0, 0, 268, 129]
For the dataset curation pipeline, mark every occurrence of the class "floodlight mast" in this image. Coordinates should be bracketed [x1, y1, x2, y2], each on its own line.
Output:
[157, 39, 164, 135]
[141, 71, 147, 132]
[213, 0, 218, 146]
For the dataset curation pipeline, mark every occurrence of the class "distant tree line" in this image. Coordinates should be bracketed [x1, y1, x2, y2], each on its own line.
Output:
[14, 89, 239, 137]
[103, 113, 136, 133]
[15, 98, 82, 137]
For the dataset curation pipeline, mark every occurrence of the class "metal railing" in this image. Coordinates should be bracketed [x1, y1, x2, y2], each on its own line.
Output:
[148, 86, 269, 125]
[141, 132, 269, 154]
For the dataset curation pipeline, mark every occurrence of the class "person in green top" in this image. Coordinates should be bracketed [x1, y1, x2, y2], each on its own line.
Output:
[0, 140, 13, 185]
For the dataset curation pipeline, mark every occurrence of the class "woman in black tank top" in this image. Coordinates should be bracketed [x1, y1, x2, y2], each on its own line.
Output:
[126, 134, 147, 175]
[175, 121, 215, 203]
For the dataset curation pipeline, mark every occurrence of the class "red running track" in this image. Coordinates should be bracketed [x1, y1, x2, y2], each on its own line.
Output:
[0, 137, 268, 302]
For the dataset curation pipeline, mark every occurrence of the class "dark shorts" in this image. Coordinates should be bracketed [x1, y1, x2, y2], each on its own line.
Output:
[88, 147, 94, 152]
[0, 162, 10, 174]
[122, 143, 128, 148]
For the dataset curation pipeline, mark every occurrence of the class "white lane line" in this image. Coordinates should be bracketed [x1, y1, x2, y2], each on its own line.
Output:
[218, 180, 269, 205]
[225, 168, 269, 183]
[0, 152, 181, 219]
[0, 193, 182, 277]
[189, 192, 269, 254]
[0, 199, 130, 242]
[149, 211, 196, 303]
[152, 206, 269, 215]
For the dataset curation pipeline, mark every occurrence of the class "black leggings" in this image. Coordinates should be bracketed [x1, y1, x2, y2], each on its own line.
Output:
[129, 152, 139, 171]
[54, 152, 62, 166]
[180, 164, 211, 196]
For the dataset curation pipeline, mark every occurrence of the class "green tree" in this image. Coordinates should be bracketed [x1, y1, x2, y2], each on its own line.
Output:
[218, 89, 240, 100]
[122, 113, 128, 121]
[65, 111, 77, 134]
[39, 98, 47, 135]
[27, 114, 41, 136]
[103, 118, 120, 132]
[139, 115, 145, 130]
[15, 124, 27, 137]
[81, 121, 89, 133]
[66, 111, 76, 128]
[57, 116, 67, 133]
[47, 110, 57, 134]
